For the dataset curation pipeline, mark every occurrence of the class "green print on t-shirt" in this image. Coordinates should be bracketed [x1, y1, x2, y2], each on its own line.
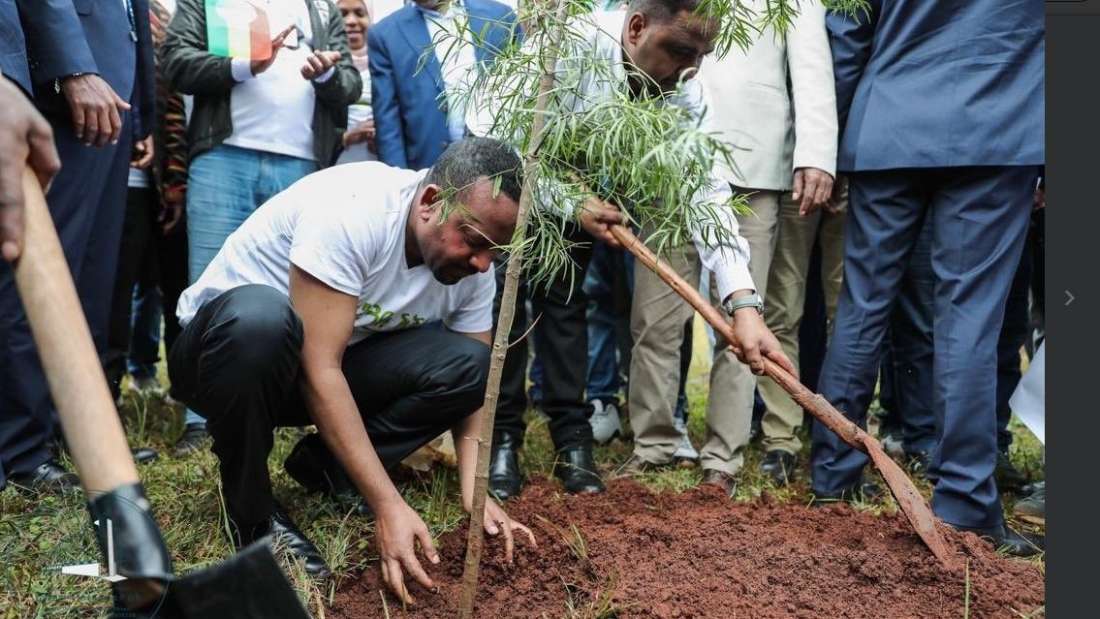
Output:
[360, 302, 426, 329]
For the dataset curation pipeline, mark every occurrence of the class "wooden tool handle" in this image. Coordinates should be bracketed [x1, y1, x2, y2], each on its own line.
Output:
[610, 225, 866, 450]
[13, 168, 138, 495]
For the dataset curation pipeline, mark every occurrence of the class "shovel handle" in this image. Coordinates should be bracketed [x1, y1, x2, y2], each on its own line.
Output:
[13, 167, 138, 495]
[609, 225, 866, 450]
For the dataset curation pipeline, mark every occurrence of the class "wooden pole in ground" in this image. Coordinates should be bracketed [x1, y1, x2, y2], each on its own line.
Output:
[458, 1, 570, 616]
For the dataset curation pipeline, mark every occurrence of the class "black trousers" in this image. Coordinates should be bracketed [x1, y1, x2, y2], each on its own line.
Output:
[167, 285, 489, 526]
[104, 187, 190, 397]
[493, 224, 594, 450]
[0, 110, 132, 487]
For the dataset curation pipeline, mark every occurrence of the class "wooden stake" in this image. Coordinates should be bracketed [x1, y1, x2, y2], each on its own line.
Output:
[458, 1, 570, 616]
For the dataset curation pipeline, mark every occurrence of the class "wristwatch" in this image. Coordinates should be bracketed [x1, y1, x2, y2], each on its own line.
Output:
[722, 292, 764, 317]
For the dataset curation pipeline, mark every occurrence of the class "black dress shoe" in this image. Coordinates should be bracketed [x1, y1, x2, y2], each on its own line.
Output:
[759, 450, 797, 486]
[489, 433, 525, 501]
[811, 479, 884, 506]
[554, 444, 605, 495]
[131, 447, 158, 465]
[953, 523, 1043, 558]
[234, 506, 331, 578]
[9, 460, 81, 495]
[172, 423, 210, 457]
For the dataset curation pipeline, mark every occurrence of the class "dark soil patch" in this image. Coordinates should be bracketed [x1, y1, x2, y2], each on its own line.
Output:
[329, 479, 1044, 618]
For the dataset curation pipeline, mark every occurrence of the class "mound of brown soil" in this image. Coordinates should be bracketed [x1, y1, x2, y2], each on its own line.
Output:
[329, 479, 1044, 618]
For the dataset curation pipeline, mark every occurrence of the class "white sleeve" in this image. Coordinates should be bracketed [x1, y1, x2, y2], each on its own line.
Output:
[787, 1, 839, 176]
[680, 81, 755, 301]
[445, 269, 496, 333]
[692, 179, 755, 302]
[289, 204, 372, 297]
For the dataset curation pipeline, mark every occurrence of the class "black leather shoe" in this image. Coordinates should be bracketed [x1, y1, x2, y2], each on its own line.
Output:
[172, 423, 210, 457]
[489, 433, 524, 501]
[9, 460, 81, 495]
[554, 444, 605, 495]
[284, 434, 372, 516]
[234, 506, 331, 578]
[760, 450, 797, 486]
[811, 479, 884, 506]
[131, 447, 158, 465]
[995, 451, 1028, 493]
[953, 523, 1043, 558]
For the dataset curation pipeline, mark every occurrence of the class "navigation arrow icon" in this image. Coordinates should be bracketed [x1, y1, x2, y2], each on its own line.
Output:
[1066, 290, 1075, 306]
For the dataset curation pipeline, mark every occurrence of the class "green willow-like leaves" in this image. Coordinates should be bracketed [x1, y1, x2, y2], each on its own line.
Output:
[429, 0, 868, 289]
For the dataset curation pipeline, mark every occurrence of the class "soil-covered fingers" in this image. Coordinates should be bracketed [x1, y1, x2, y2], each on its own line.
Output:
[381, 559, 415, 606]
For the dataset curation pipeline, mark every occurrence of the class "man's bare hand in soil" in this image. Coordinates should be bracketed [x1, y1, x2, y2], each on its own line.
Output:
[0, 77, 61, 262]
[577, 196, 625, 248]
[376, 499, 440, 605]
[60, 74, 131, 147]
[792, 167, 834, 216]
[727, 302, 796, 377]
[480, 498, 537, 564]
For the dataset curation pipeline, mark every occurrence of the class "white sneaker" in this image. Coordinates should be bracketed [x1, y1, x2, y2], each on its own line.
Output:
[673, 415, 699, 463]
[127, 375, 162, 396]
[589, 399, 622, 444]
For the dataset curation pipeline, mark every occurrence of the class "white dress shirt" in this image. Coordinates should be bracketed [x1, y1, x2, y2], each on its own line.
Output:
[421, 0, 478, 142]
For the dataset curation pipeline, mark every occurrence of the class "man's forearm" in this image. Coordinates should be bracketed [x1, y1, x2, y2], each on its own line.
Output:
[301, 365, 403, 511]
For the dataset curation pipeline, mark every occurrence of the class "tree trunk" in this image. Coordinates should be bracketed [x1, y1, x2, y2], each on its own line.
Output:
[458, 1, 570, 616]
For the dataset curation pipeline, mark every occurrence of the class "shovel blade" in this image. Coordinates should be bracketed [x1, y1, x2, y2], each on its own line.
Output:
[862, 436, 957, 569]
[166, 538, 311, 619]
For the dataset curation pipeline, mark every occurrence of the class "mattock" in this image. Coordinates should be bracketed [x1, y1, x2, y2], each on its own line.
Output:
[609, 224, 957, 569]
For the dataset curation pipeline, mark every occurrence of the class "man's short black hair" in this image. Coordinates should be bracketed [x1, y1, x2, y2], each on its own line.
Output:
[628, 0, 702, 22]
[426, 137, 523, 204]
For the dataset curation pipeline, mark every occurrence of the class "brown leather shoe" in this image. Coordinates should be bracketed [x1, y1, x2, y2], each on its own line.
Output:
[701, 468, 737, 497]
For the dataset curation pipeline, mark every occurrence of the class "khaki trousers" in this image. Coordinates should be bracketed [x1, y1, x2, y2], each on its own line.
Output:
[628, 190, 779, 475]
[757, 192, 846, 454]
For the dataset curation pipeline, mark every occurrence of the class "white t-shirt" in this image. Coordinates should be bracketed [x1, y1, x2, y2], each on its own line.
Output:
[225, 0, 319, 161]
[176, 162, 496, 344]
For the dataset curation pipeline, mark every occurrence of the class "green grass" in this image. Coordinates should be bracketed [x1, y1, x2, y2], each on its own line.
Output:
[0, 318, 1045, 617]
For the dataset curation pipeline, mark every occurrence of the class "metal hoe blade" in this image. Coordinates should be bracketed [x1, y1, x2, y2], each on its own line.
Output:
[862, 436, 956, 568]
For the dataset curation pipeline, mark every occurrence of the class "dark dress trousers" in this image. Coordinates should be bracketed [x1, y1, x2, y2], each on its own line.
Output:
[812, 0, 1043, 530]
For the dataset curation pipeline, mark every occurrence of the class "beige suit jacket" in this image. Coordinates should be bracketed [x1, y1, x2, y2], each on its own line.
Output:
[700, 1, 838, 191]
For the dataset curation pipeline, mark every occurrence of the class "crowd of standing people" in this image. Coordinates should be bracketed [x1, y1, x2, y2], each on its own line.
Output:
[0, 0, 1045, 598]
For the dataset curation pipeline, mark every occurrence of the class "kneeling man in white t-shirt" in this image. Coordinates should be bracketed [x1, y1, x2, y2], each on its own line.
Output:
[169, 138, 533, 600]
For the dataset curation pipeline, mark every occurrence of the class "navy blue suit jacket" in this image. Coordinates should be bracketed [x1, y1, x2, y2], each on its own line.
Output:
[17, 0, 155, 139]
[0, 0, 30, 94]
[368, 0, 519, 170]
[828, 0, 1044, 171]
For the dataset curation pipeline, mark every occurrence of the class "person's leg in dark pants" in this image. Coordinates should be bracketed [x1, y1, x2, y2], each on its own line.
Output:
[993, 244, 1032, 492]
[928, 166, 1034, 531]
[812, 170, 928, 498]
[888, 218, 937, 463]
[491, 224, 601, 498]
[0, 111, 131, 491]
[105, 187, 156, 399]
[285, 326, 490, 498]
[168, 285, 305, 527]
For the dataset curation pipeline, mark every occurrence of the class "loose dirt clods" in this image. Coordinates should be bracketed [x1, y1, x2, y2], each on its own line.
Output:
[330, 479, 1044, 618]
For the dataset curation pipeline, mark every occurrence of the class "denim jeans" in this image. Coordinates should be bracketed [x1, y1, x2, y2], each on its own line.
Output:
[584, 243, 634, 404]
[182, 145, 317, 426]
[127, 284, 162, 380]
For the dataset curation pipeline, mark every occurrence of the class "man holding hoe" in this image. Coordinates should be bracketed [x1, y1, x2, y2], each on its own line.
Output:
[168, 137, 534, 603]
[470, 0, 797, 497]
